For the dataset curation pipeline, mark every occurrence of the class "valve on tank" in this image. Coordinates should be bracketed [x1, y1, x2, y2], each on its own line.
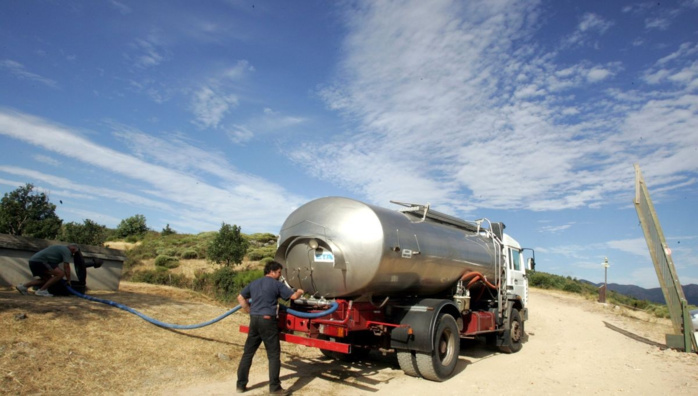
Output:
[453, 282, 471, 314]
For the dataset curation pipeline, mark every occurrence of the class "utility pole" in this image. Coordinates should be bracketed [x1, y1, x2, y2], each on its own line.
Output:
[603, 256, 609, 290]
[599, 257, 610, 303]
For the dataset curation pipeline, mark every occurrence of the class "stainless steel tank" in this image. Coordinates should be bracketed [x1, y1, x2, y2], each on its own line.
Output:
[276, 197, 501, 299]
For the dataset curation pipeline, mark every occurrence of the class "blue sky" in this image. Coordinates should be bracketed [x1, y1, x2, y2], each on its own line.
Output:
[1, 0, 697, 288]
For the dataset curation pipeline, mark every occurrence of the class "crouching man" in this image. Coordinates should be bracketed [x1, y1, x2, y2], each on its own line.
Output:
[16, 244, 80, 297]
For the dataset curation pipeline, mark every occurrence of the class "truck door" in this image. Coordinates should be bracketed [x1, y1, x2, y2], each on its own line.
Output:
[506, 247, 528, 306]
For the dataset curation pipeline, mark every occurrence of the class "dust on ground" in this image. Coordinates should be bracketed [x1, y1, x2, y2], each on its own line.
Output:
[1, 285, 697, 395]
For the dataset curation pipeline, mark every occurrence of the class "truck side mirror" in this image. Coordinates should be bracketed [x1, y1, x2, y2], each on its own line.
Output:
[527, 257, 536, 271]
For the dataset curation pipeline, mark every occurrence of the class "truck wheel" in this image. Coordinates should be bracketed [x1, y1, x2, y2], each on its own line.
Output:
[397, 350, 419, 377]
[415, 314, 459, 381]
[498, 308, 523, 354]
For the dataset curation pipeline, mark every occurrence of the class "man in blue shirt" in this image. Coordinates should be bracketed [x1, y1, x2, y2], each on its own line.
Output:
[236, 261, 303, 395]
[16, 244, 79, 297]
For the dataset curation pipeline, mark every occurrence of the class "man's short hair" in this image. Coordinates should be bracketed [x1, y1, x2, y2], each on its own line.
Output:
[264, 261, 283, 275]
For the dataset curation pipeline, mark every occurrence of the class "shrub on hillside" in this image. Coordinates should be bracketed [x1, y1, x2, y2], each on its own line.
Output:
[247, 233, 277, 246]
[562, 281, 582, 294]
[528, 272, 563, 289]
[193, 267, 263, 302]
[154, 255, 180, 269]
[246, 246, 276, 261]
[130, 268, 188, 287]
[260, 257, 274, 265]
[181, 249, 198, 259]
[156, 247, 178, 257]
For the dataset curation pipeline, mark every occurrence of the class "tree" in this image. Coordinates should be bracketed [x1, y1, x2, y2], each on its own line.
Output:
[207, 222, 249, 266]
[115, 214, 148, 238]
[0, 183, 62, 239]
[60, 219, 107, 246]
[161, 224, 176, 236]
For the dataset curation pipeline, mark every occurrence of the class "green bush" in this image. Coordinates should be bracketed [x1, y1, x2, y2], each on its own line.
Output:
[192, 267, 263, 303]
[161, 224, 176, 236]
[154, 255, 180, 269]
[562, 282, 582, 294]
[157, 247, 178, 257]
[115, 214, 149, 238]
[246, 245, 276, 261]
[260, 257, 274, 265]
[247, 233, 278, 245]
[528, 272, 559, 289]
[181, 249, 198, 259]
[130, 268, 188, 287]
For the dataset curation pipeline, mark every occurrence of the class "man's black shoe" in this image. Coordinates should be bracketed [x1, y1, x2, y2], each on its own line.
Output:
[269, 387, 289, 395]
[236, 386, 246, 393]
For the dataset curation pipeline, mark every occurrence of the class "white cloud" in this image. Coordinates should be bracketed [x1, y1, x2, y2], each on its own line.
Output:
[190, 86, 239, 129]
[285, 0, 698, 216]
[0, 60, 58, 88]
[108, 0, 132, 15]
[587, 67, 612, 82]
[33, 154, 61, 167]
[226, 125, 254, 144]
[562, 12, 613, 48]
[188, 60, 255, 129]
[606, 238, 649, 256]
[538, 223, 574, 234]
[224, 60, 255, 80]
[130, 32, 169, 68]
[0, 109, 307, 232]
[61, 207, 123, 227]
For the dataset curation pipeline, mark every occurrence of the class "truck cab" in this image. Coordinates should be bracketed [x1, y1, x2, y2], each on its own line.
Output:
[502, 234, 529, 315]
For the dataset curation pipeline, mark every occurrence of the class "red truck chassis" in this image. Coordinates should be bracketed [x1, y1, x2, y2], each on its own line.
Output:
[239, 299, 498, 354]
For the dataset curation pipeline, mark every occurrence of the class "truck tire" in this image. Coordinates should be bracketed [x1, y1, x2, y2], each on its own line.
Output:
[415, 314, 459, 381]
[397, 350, 419, 377]
[498, 308, 523, 354]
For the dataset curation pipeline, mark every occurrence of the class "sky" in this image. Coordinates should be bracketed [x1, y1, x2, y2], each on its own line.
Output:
[1, 0, 697, 288]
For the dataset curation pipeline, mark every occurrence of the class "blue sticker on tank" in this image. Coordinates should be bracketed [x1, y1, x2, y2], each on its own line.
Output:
[314, 252, 335, 263]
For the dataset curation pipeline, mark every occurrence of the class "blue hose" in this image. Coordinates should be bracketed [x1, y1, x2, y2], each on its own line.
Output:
[66, 284, 242, 330]
[65, 284, 339, 328]
[284, 302, 339, 318]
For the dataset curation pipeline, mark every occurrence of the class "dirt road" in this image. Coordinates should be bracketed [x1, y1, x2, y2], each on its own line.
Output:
[169, 289, 698, 395]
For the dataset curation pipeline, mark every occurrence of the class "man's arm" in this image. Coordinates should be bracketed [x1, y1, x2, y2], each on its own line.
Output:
[63, 262, 71, 282]
[289, 289, 304, 301]
[237, 294, 250, 313]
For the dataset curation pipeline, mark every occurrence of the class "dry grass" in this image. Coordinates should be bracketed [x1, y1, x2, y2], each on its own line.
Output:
[0, 282, 263, 395]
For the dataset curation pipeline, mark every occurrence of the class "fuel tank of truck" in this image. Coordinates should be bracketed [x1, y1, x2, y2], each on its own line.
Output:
[275, 197, 502, 299]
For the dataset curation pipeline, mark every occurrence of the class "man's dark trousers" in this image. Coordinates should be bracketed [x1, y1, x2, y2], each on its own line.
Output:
[237, 315, 282, 391]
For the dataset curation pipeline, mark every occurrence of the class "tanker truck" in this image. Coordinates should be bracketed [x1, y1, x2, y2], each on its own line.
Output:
[239, 196, 535, 381]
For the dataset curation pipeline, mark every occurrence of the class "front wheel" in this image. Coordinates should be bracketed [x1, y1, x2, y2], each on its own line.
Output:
[498, 308, 523, 353]
[415, 314, 460, 381]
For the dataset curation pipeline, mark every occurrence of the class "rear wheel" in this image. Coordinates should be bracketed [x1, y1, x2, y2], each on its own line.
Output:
[397, 350, 419, 377]
[415, 314, 459, 381]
